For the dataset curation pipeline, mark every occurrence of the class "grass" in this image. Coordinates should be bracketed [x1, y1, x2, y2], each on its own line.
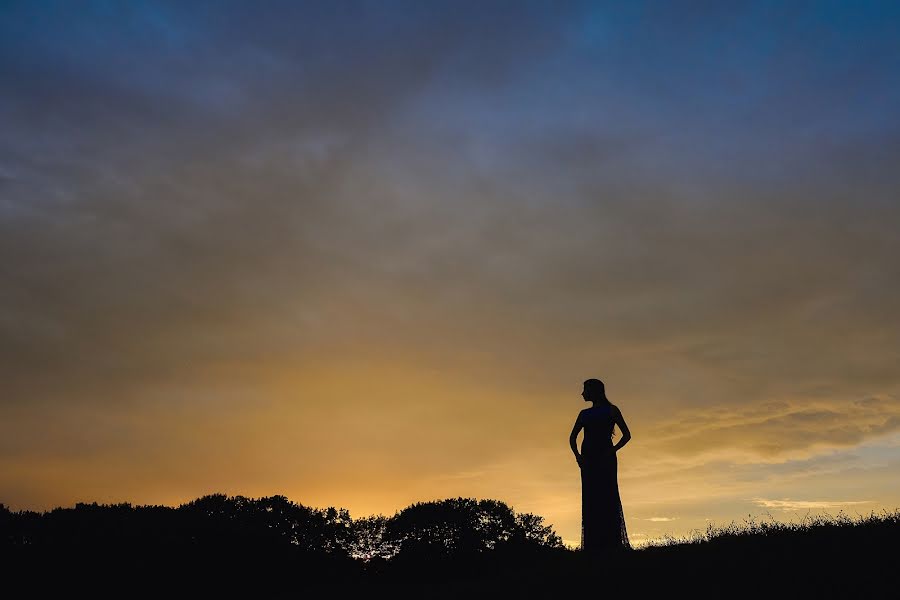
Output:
[374, 509, 900, 598]
[646, 508, 900, 547]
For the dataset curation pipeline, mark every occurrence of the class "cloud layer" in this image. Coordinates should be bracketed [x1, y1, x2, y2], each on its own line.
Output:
[2, 1, 899, 543]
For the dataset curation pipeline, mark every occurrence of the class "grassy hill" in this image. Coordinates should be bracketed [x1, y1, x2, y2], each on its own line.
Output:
[2, 497, 896, 597]
[368, 510, 899, 598]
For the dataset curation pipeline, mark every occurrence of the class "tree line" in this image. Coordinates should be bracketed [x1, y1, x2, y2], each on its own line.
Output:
[1, 494, 563, 567]
[2, 495, 897, 596]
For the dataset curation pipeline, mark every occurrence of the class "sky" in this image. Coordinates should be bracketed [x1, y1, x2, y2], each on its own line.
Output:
[2, 0, 899, 547]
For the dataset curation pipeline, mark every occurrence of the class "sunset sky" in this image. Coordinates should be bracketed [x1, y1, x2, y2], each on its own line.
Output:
[2, 1, 899, 547]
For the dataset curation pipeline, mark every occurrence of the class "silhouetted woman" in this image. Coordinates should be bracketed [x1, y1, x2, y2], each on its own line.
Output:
[569, 378, 631, 553]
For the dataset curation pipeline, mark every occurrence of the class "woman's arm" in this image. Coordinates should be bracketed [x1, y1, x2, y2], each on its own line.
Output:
[570, 411, 585, 467]
[612, 405, 631, 452]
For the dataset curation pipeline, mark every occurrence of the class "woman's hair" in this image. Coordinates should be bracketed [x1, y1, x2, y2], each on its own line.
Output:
[583, 378, 611, 405]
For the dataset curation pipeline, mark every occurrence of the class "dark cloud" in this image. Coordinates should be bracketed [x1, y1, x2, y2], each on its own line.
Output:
[1, 2, 899, 539]
[646, 395, 900, 458]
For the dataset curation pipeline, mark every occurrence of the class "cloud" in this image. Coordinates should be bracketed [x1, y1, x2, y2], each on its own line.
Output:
[751, 498, 872, 511]
[3, 3, 900, 414]
[1, 1, 900, 546]
[642, 395, 900, 461]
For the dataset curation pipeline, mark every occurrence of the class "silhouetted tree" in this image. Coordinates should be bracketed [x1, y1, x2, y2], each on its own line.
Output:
[349, 515, 394, 562]
[512, 511, 565, 549]
[384, 497, 563, 562]
[0, 503, 11, 546]
[177, 493, 353, 555]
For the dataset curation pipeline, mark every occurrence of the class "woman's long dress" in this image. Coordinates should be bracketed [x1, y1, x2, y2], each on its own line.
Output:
[580, 404, 629, 552]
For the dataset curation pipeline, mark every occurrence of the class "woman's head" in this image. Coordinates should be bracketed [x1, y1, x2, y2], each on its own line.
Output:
[582, 378, 610, 404]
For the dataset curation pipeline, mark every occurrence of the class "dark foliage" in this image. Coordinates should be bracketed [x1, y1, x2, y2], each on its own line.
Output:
[0, 494, 562, 595]
[386, 497, 562, 558]
[2, 497, 896, 597]
[364, 497, 566, 583]
[0, 494, 361, 593]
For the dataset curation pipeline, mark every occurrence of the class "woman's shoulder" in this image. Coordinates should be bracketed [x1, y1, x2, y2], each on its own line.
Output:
[582, 405, 615, 417]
